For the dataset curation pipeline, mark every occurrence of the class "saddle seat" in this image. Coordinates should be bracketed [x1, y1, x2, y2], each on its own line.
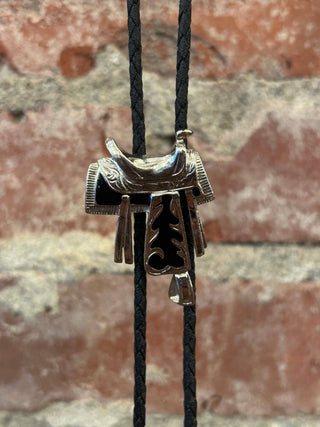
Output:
[105, 138, 187, 181]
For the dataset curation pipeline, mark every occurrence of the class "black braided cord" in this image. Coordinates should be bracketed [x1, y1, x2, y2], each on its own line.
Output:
[127, 0, 146, 156]
[126, 1, 147, 426]
[127, 0, 196, 425]
[175, 0, 192, 133]
[133, 212, 147, 427]
[175, 1, 198, 426]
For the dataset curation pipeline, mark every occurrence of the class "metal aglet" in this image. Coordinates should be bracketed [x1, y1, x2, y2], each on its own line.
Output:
[168, 272, 195, 306]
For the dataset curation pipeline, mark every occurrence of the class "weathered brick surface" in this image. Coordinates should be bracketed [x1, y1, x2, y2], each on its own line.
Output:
[58, 46, 95, 78]
[1, 106, 319, 241]
[0, 0, 320, 422]
[0, 229, 319, 419]
[1, 269, 320, 416]
[0, 107, 133, 237]
[203, 114, 320, 242]
[1, 400, 320, 427]
[0, 0, 319, 78]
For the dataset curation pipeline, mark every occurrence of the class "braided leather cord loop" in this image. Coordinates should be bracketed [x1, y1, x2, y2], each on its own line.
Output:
[127, 0, 197, 425]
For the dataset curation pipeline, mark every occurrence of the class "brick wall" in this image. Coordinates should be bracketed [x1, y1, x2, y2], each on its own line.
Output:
[0, 1, 319, 425]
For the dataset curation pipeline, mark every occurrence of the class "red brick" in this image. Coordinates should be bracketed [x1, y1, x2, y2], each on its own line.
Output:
[1, 109, 319, 242]
[0, 107, 132, 237]
[0, 2, 125, 75]
[0, 0, 319, 78]
[196, 279, 320, 416]
[203, 114, 320, 242]
[190, 0, 320, 78]
[1, 274, 320, 416]
[58, 46, 95, 78]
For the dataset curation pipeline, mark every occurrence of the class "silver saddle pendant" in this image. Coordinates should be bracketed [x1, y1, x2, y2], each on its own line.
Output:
[85, 129, 214, 306]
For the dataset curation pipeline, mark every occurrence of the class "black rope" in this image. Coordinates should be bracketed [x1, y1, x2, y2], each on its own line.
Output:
[175, 0, 192, 132]
[175, 1, 197, 426]
[133, 212, 147, 427]
[127, 0, 196, 425]
[126, 1, 147, 426]
[127, 0, 146, 156]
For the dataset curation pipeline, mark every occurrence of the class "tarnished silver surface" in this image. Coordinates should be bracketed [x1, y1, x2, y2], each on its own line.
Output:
[86, 131, 213, 215]
[85, 129, 214, 306]
[114, 195, 133, 264]
[185, 189, 205, 257]
[169, 272, 195, 306]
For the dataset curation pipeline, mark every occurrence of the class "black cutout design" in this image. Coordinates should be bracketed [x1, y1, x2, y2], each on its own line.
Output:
[148, 195, 184, 271]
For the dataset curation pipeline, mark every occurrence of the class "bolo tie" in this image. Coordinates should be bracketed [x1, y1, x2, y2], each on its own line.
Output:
[85, 0, 214, 425]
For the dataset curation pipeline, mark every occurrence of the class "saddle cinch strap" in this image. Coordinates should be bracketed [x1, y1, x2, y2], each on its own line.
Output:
[85, 130, 214, 305]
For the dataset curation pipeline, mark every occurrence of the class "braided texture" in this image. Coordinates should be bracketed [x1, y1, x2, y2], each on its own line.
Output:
[127, 1, 147, 426]
[180, 192, 197, 427]
[127, 0, 196, 425]
[133, 213, 147, 427]
[127, 0, 146, 156]
[175, 1, 197, 426]
[183, 301, 197, 427]
[175, 0, 192, 132]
